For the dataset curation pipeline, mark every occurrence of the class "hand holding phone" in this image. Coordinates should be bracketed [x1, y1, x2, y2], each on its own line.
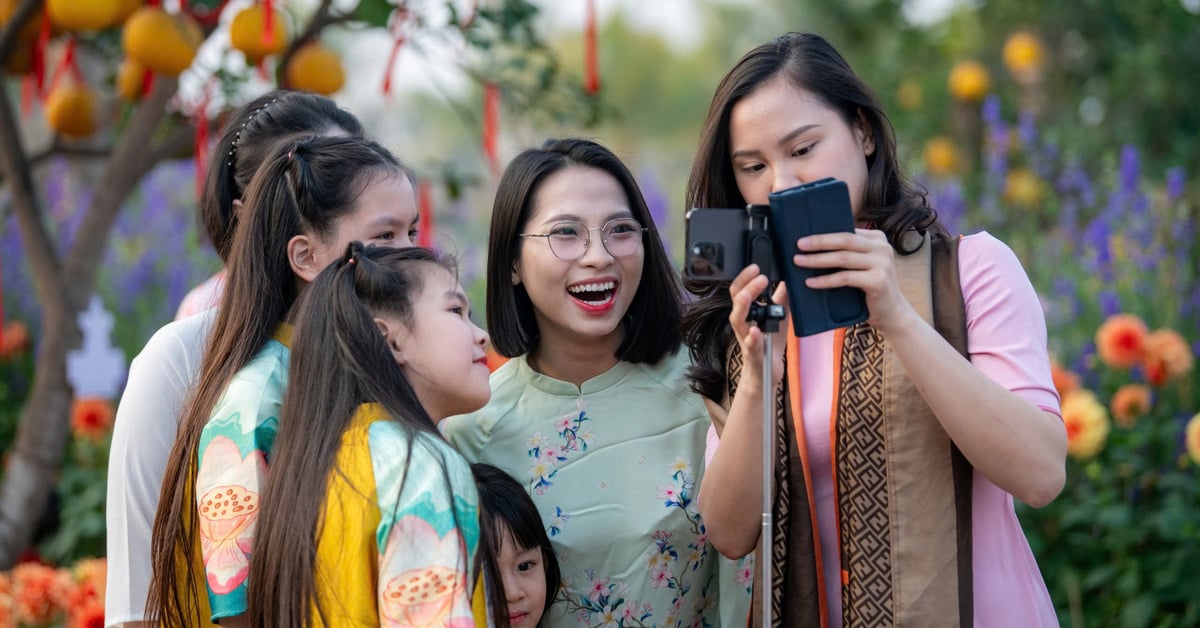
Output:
[768, 178, 868, 336]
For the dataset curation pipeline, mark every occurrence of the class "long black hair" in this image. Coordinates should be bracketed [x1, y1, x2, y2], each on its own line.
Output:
[250, 244, 463, 626]
[486, 138, 682, 363]
[472, 463, 561, 626]
[202, 90, 364, 262]
[148, 137, 411, 625]
[682, 32, 948, 401]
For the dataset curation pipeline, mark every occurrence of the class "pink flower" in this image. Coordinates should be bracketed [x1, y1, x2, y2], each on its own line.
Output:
[649, 568, 671, 589]
[657, 484, 680, 502]
[586, 577, 610, 602]
[555, 418, 572, 432]
[379, 516, 472, 627]
[195, 436, 267, 594]
[735, 567, 753, 586]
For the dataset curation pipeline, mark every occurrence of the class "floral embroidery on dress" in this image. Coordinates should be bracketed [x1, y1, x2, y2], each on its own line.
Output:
[195, 435, 267, 594]
[379, 515, 474, 628]
[526, 399, 594, 495]
[556, 459, 717, 628]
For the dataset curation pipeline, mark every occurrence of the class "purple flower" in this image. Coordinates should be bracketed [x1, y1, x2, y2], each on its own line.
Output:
[1119, 145, 1140, 198]
[1166, 167, 1185, 204]
[638, 170, 672, 256]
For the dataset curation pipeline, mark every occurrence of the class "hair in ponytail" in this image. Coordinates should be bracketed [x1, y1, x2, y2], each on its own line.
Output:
[202, 90, 364, 262]
[248, 244, 460, 626]
[149, 137, 410, 625]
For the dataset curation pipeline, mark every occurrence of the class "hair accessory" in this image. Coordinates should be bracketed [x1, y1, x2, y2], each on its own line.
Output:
[287, 149, 294, 161]
[226, 97, 280, 167]
[348, 256, 357, 266]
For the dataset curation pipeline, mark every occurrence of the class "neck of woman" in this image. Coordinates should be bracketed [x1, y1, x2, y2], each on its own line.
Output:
[527, 333, 622, 388]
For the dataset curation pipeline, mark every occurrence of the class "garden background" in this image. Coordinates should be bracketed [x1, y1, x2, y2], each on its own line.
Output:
[1, 0, 1197, 625]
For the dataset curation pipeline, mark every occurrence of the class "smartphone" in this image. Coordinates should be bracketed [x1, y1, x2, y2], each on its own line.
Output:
[768, 178, 868, 337]
[684, 206, 779, 282]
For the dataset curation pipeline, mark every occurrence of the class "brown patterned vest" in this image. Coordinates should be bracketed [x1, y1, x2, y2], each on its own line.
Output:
[728, 232, 973, 627]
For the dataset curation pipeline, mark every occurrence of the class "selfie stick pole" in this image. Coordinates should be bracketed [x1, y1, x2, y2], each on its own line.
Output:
[746, 204, 784, 628]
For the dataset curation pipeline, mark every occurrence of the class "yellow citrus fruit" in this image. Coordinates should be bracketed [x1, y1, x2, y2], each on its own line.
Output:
[111, 0, 142, 26]
[45, 82, 97, 138]
[922, 137, 959, 177]
[947, 60, 991, 103]
[1003, 31, 1045, 78]
[116, 57, 144, 101]
[1003, 168, 1044, 207]
[230, 5, 288, 61]
[286, 42, 345, 95]
[123, 7, 202, 76]
[47, 0, 120, 32]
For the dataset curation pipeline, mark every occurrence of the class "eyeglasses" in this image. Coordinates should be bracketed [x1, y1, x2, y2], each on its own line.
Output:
[519, 218, 648, 260]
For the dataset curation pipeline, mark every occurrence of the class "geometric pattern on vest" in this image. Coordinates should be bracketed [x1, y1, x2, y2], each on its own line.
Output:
[836, 321, 894, 625]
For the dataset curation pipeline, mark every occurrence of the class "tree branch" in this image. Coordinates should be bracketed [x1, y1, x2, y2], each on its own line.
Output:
[0, 0, 43, 63]
[29, 142, 113, 168]
[62, 75, 180, 312]
[146, 121, 197, 166]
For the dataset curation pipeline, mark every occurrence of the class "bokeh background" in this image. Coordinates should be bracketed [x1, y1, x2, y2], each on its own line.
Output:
[0, 0, 1197, 625]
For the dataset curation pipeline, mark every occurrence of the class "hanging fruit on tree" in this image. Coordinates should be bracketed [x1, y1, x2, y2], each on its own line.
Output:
[45, 81, 97, 138]
[230, 4, 288, 61]
[111, 0, 143, 27]
[116, 57, 144, 101]
[47, 0, 121, 32]
[123, 6, 203, 77]
[286, 42, 344, 95]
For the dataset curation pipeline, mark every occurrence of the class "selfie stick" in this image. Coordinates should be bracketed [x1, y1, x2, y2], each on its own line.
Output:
[745, 204, 785, 628]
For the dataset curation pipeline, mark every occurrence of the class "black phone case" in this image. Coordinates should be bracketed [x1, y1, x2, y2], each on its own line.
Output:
[684, 208, 749, 282]
[768, 178, 869, 337]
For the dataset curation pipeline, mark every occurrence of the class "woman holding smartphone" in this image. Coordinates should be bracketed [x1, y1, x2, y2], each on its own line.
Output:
[686, 33, 1065, 626]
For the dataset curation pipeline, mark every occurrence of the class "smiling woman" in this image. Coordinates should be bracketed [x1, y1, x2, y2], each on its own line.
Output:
[442, 138, 752, 627]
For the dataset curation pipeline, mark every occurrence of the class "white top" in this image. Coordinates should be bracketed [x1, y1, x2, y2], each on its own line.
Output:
[104, 308, 216, 626]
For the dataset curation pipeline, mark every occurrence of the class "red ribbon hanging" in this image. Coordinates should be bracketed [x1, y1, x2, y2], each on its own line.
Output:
[33, 5, 50, 99]
[584, 0, 599, 94]
[482, 82, 500, 174]
[21, 76, 35, 115]
[417, 178, 434, 248]
[262, 0, 274, 47]
[194, 82, 213, 199]
[47, 37, 83, 94]
[382, 7, 410, 97]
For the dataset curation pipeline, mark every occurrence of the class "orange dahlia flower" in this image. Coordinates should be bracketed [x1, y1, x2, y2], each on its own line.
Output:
[0, 321, 29, 361]
[1109, 384, 1151, 428]
[70, 398, 115, 442]
[1095, 313, 1148, 369]
[11, 562, 62, 625]
[1141, 328, 1193, 386]
[1061, 389, 1110, 459]
[1187, 413, 1200, 465]
[1050, 359, 1080, 399]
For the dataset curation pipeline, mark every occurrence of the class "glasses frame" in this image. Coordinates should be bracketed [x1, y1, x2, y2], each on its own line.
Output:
[519, 218, 649, 260]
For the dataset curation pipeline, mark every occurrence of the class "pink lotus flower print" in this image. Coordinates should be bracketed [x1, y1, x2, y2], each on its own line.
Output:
[195, 435, 267, 594]
[379, 515, 473, 627]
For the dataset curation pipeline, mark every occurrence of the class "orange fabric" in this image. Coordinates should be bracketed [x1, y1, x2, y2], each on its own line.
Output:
[785, 325, 828, 628]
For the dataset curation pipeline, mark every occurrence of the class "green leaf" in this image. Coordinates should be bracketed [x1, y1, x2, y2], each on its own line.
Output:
[1120, 595, 1157, 628]
[353, 0, 395, 29]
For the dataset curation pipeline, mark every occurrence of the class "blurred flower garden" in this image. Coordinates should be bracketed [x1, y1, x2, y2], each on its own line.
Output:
[1, 0, 1198, 625]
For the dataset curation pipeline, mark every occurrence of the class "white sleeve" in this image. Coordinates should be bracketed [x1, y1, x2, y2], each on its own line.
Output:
[104, 311, 211, 626]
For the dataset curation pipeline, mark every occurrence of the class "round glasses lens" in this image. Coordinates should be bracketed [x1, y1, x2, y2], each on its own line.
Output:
[603, 219, 644, 256]
[548, 222, 587, 259]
